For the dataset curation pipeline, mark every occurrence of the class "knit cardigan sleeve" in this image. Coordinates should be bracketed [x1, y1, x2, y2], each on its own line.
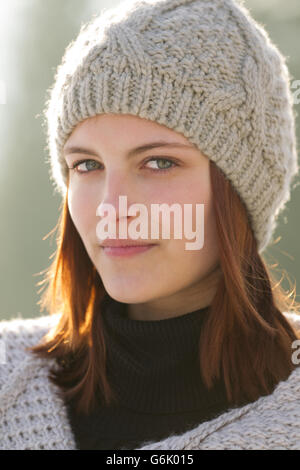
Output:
[0, 313, 76, 450]
[136, 312, 300, 450]
[0, 314, 55, 391]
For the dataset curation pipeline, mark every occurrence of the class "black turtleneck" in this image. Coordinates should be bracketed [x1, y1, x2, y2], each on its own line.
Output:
[65, 295, 231, 450]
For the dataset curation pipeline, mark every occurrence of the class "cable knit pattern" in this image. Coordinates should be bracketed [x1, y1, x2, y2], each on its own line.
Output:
[43, 0, 299, 253]
[0, 312, 299, 450]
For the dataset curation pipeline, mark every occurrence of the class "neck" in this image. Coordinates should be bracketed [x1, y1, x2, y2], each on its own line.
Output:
[127, 265, 222, 321]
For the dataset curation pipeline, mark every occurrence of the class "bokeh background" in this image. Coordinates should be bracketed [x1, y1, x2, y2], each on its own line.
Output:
[0, 0, 299, 320]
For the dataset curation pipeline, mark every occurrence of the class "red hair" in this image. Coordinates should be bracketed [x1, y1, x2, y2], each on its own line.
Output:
[29, 160, 300, 414]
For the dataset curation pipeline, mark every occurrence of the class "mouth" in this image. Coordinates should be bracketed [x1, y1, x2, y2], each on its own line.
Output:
[100, 244, 158, 258]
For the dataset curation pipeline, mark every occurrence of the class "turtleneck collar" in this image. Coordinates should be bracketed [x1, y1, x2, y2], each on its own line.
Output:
[100, 294, 228, 414]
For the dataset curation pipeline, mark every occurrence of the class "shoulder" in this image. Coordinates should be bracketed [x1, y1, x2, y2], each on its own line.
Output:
[137, 312, 300, 450]
[0, 312, 59, 340]
[0, 314, 76, 449]
[0, 313, 60, 351]
[0, 312, 58, 338]
[196, 312, 300, 450]
[198, 364, 300, 450]
[0, 314, 60, 389]
[138, 365, 300, 450]
[283, 310, 300, 331]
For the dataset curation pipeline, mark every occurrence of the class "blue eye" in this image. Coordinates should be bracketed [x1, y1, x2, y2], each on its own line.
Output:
[68, 159, 102, 173]
[144, 157, 178, 173]
[68, 157, 179, 174]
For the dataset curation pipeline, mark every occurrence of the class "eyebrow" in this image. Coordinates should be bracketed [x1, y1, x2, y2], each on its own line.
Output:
[63, 141, 197, 158]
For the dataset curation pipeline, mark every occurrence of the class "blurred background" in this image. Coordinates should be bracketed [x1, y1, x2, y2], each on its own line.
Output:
[0, 0, 299, 320]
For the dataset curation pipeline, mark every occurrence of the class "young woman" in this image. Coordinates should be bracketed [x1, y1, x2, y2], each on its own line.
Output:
[1, 0, 300, 450]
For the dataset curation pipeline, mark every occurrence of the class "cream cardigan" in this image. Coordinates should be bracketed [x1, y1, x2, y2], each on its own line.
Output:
[0, 311, 299, 450]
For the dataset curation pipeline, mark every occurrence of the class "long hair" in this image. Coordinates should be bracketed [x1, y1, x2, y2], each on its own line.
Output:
[29, 160, 300, 414]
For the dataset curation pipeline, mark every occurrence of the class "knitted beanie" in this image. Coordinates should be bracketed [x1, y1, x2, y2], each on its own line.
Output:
[43, 0, 299, 254]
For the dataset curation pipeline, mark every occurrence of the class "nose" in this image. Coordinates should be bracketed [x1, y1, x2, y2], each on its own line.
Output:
[96, 170, 134, 223]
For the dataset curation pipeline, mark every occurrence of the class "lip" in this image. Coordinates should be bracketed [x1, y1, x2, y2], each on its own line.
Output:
[100, 244, 157, 257]
[100, 239, 157, 248]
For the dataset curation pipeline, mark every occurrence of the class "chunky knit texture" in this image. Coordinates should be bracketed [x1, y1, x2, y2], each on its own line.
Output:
[44, 0, 299, 253]
[0, 311, 300, 450]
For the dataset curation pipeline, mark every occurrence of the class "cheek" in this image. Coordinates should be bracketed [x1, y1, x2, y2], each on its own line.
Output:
[158, 177, 219, 267]
[67, 187, 97, 241]
[152, 176, 213, 236]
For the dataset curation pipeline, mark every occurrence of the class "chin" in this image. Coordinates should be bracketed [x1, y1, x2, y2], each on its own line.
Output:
[103, 287, 155, 305]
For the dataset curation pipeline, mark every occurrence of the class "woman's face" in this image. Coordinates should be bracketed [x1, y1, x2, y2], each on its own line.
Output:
[64, 113, 221, 320]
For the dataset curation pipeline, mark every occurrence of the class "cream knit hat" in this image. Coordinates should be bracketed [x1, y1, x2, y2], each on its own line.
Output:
[43, 0, 299, 253]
